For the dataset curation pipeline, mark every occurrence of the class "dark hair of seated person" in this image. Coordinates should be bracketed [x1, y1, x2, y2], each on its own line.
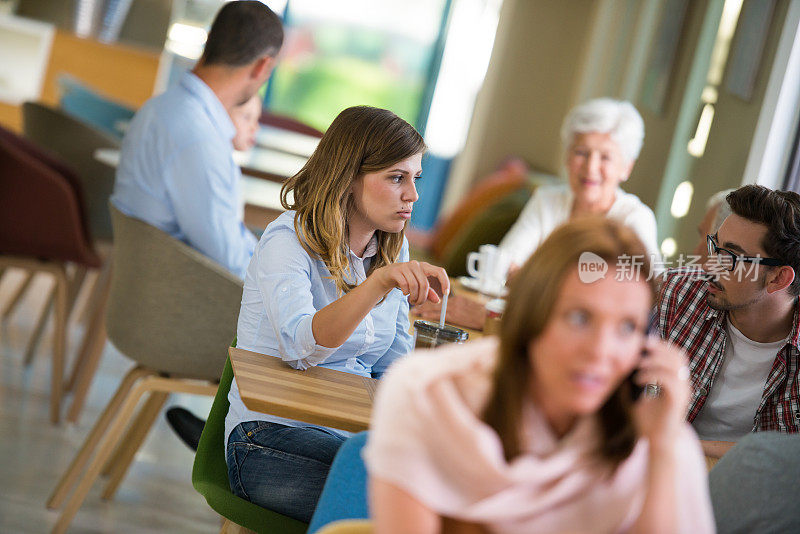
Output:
[726, 185, 800, 296]
[202, 0, 284, 67]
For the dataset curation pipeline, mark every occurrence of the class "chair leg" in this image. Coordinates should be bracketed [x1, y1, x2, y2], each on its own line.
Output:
[65, 265, 88, 320]
[74, 271, 97, 328]
[64, 261, 112, 398]
[64, 324, 106, 424]
[51, 375, 158, 534]
[76, 258, 108, 330]
[101, 391, 169, 500]
[101, 389, 167, 476]
[60, 264, 88, 395]
[50, 373, 216, 534]
[75, 241, 112, 328]
[21, 262, 82, 367]
[50, 269, 69, 425]
[1, 271, 35, 321]
[47, 366, 153, 510]
[23, 285, 55, 366]
[65, 317, 107, 423]
[220, 519, 257, 534]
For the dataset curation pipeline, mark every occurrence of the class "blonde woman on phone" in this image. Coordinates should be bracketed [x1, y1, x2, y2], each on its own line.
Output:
[365, 218, 713, 533]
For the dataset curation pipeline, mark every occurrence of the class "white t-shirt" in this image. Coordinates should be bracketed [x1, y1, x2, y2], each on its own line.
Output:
[693, 319, 786, 441]
[498, 183, 660, 267]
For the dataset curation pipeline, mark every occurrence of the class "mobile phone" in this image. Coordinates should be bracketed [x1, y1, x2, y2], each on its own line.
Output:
[625, 348, 647, 402]
[626, 315, 658, 402]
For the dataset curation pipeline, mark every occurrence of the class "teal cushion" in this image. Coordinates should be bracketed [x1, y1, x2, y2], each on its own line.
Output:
[307, 432, 369, 533]
[58, 75, 136, 141]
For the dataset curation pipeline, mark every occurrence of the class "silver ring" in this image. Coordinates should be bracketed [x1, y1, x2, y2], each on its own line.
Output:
[644, 383, 661, 399]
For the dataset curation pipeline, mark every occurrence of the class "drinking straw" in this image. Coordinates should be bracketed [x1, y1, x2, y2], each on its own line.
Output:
[439, 292, 448, 329]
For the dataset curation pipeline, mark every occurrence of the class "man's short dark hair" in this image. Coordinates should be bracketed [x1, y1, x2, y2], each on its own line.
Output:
[726, 185, 800, 296]
[202, 1, 283, 67]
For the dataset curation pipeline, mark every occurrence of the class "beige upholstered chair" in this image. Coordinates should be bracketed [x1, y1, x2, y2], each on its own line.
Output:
[48, 206, 244, 534]
[22, 101, 119, 241]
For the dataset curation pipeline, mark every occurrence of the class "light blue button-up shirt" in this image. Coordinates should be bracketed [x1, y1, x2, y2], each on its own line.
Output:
[111, 72, 256, 278]
[225, 211, 413, 444]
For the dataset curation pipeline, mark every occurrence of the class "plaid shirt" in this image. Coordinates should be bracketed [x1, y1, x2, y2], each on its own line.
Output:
[656, 267, 800, 433]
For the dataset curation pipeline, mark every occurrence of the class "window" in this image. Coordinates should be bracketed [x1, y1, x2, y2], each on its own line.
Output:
[784, 119, 800, 192]
[264, 0, 449, 132]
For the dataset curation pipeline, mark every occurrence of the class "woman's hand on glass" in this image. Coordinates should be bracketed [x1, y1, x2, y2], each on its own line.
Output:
[374, 261, 450, 306]
[632, 337, 691, 450]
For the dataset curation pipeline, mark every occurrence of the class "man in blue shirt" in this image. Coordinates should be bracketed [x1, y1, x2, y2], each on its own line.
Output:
[111, 1, 283, 448]
[112, 1, 283, 279]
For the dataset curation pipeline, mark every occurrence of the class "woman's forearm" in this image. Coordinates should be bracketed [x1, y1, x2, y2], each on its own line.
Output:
[312, 275, 389, 348]
[371, 478, 440, 534]
[312, 260, 447, 349]
[631, 443, 679, 534]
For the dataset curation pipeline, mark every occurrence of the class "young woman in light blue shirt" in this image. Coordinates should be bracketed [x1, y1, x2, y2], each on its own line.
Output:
[225, 105, 449, 522]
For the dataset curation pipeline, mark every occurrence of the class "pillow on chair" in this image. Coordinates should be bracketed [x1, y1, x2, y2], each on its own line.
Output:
[439, 186, 534, 278]
[427, 158, 529, 261]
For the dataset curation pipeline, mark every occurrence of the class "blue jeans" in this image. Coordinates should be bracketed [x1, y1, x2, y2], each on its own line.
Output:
[226, 421, 346, 523]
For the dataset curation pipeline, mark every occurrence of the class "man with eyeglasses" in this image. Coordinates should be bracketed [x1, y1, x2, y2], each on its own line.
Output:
[655, 185, 800, 460]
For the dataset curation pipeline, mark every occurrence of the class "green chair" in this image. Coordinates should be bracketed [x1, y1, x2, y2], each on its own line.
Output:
[192, 355, 308, 534]
[439, 185, 534, 277]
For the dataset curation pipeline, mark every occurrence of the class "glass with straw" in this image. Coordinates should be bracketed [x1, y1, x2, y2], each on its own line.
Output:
[413, 288, 468, 349]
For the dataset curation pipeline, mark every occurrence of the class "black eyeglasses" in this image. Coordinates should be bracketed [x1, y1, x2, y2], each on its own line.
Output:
[706, 234, 785, 272]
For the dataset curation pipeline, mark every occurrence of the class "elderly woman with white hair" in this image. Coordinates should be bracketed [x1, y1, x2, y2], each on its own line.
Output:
[499, 98, 659, 268]
[414, 98, 659, 329]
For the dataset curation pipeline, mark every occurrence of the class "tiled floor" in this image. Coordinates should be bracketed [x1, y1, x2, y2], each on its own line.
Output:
[0, 268, 219, 533]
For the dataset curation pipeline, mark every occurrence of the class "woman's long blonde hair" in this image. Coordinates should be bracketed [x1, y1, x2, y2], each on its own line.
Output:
[280, 106, 425, 294]
[482, 217, 656, 467]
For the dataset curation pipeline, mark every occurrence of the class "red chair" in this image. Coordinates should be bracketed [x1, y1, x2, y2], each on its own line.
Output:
[0, 133, 101, 423]
[21, 102, 120, 423]
[406, 158, 531, 260]
[0, 127, 95, 345]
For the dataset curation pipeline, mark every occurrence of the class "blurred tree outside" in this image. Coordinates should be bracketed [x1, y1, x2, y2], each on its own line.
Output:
[265, 0, 446, 132]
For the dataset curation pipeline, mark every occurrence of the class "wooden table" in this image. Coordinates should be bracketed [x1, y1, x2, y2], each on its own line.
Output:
[236, 124, 318, 182]
[229, 346, 377, 432]
[234, 146, 307, 183]
[255, 124, 319, 158]
[240, 175, 285, 228]
[230, 284, 485, 433]
[94, 146, 306, 185]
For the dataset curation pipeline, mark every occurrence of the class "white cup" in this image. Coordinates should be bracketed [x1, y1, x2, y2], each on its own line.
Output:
[466, 244, 510, 294]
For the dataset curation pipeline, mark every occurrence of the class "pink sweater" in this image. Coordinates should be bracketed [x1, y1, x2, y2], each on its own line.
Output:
[364, 337, 714, 534]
